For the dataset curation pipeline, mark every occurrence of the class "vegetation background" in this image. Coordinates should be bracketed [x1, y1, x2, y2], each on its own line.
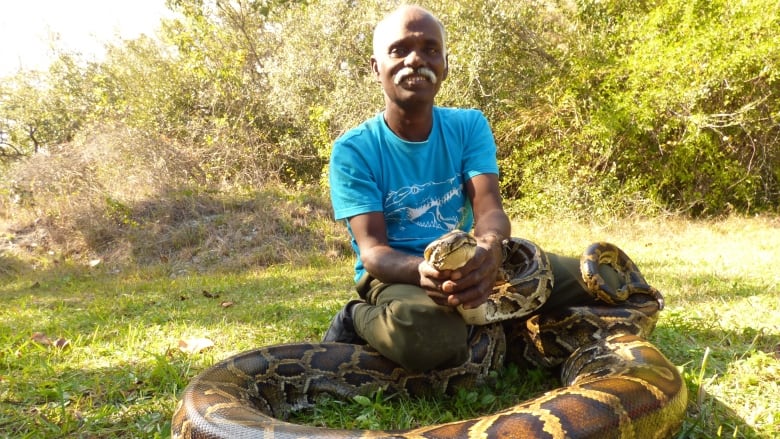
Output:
[1, 0, 778, 437]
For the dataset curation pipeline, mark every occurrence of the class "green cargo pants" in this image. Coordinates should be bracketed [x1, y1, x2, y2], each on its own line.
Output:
[351, 253, 620, 372]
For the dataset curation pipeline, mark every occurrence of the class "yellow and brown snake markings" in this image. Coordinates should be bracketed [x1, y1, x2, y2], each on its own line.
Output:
[580, 241, 666, 309]
[172, 232, 687, 439]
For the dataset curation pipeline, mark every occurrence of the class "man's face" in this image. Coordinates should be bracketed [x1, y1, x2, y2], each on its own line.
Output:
[370, 9, 448, 109]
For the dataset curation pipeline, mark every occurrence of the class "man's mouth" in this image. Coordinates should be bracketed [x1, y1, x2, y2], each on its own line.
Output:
[393, 67, 437, 85]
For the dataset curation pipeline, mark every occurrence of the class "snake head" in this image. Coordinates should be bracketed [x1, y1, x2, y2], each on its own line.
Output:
[424, 230, 478, 271]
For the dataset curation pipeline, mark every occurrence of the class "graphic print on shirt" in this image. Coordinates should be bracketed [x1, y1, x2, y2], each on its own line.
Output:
[383, 175, 464, 237]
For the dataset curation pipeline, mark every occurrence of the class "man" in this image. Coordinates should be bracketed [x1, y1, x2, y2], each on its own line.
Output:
[325, 5, 605, 372]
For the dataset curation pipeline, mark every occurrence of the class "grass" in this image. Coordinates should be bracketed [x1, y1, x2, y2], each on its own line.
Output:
[1, 215, 779, 438]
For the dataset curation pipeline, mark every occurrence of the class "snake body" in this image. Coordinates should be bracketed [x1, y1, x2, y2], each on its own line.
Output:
[172, 233, 687, 439]
[439, 232, 554, 325]
[580, 242, 666, 309]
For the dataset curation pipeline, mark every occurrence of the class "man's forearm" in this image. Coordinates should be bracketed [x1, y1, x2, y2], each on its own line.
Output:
[361, 245, 425, 286]
[474, 208, 511, 242]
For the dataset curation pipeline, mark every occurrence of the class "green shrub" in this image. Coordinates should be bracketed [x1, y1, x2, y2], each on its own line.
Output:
[1, 0, 778, 215]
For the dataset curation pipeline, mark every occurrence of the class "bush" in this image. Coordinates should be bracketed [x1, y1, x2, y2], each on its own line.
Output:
[0, 124, 349, 270]
[1, 0, 778, 218]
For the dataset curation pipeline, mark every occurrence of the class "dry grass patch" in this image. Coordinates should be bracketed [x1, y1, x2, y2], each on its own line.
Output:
[0, 125, 349, 277]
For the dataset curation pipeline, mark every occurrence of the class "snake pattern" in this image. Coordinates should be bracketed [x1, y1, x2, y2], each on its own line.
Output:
[580, 242, 666, 310]
[447, 232, 554, 325]
[172, 234, 687, 438]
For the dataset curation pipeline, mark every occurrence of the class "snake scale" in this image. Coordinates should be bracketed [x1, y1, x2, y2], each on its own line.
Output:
[172, 231, 687, 438]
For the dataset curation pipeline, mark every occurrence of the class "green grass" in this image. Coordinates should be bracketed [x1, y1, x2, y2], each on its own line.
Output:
[291, 364, 557, 431]
[1, 216, 778, 438]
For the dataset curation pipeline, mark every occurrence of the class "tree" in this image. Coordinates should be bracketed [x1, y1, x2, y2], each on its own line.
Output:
[0, 54, 96, 155]
[2, 0, 778, 215]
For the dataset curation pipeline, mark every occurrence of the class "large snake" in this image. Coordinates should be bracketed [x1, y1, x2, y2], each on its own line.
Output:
[172, 231, 687, 438]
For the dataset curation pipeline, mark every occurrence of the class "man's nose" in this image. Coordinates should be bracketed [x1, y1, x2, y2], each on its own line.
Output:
[404, 49, 424, 67]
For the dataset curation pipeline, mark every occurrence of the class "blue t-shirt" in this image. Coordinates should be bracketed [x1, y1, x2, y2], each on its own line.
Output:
[329, 106, 499, 282]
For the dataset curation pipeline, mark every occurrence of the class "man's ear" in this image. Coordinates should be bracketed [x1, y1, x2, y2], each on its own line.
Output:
[370, 56, 381, 82]
[442, 54, 449, 82]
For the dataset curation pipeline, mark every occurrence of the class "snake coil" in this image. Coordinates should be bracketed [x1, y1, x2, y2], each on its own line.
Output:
[172, 235, 687, 439]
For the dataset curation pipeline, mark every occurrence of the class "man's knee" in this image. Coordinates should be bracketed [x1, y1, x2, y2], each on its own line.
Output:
[541, 252, 626, 312]
[364, 297, 469, 371]
[391, 301, 468, 370]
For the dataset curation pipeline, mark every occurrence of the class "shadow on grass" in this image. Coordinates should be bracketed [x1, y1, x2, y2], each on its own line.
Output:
[2, 185, 353, 278]
[0, 253, 29, 277]
[676, 390, 766, 439]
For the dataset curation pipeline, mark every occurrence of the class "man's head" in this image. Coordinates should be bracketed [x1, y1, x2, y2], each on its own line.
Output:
[372, 6, 447, 64]
[370, 5, 448, 110]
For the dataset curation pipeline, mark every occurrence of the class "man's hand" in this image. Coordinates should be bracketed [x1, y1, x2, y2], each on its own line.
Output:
[418, 259, 455, 306]
[421, 235, 503, 308]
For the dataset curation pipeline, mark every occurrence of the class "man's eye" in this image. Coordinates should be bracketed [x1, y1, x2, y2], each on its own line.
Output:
[389, 47, 408, 57]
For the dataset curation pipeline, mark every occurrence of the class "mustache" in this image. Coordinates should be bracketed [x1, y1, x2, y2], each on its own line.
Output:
[393, 66, 437, 85]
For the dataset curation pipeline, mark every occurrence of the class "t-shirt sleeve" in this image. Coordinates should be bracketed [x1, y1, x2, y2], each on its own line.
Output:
[462, 110, 499, 179]
[329, 137, 383, 221]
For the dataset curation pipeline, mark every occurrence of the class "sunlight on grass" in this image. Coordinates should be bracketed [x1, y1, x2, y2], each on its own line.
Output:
[1, 216, 778, 438]
[505, 216, 780, 438]
[0, 261, 355, 438]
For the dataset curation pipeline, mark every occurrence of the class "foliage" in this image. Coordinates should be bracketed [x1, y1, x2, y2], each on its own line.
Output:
[0, 55, 96, 155]
[519, 0, 780, 217]
[1, 0, 779, 215]
[258, 0, 384, 183]
[592, 0, 780, 215]
[0, 126, 349, 270]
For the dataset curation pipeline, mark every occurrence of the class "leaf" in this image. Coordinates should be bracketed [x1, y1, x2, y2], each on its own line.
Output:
[352, 395, 372, 406]
[220, 301, 234, 308]
[54, 337, 71, 349]
[202, 290, 220, 299]
[480, 393, 496, 406]
[31, 332, 70, 349]
[31, 332, 52, 346]
[178, 337, 215, 354]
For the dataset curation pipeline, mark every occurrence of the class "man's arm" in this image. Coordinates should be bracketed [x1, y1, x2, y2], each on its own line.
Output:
[348, 212, 453, 304]
[348, 174, 509, 308]
[468, 173, 511, 241]
[441, 173, 510, 308]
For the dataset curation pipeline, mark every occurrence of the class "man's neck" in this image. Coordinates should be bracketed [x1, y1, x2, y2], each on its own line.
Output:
[383, 103, 434, 142]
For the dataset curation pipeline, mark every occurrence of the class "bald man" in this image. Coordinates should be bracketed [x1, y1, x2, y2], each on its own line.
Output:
[325, 5, 509, 371]
[324, 5, 618, 372]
